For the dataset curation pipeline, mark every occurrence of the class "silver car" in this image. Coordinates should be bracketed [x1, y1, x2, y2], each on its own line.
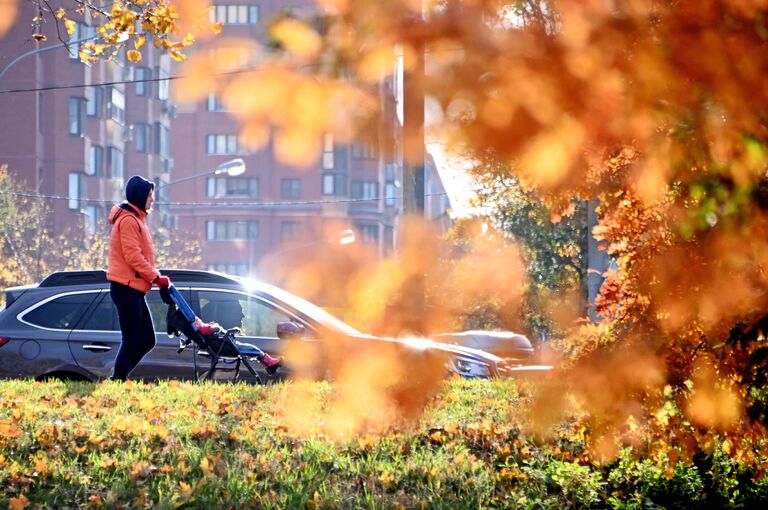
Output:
[0, 269, 513, 382]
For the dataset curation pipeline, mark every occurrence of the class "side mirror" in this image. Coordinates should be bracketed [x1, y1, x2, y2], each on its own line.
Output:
[276, 321, 305, 340]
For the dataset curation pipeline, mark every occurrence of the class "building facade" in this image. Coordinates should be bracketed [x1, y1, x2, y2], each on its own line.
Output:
[167, 0, 410, 279]
[0, 1, 452, 282]
[0, 2, 173, 236]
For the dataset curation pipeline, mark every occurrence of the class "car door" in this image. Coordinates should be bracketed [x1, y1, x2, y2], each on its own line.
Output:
[68, 288, 197, 380]
[194, 289, 302, 380]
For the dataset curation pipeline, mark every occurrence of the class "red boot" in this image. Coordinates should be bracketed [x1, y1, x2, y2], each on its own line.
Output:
[259, 353, 283, 375]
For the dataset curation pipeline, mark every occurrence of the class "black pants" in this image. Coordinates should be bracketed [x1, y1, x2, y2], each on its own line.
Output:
[110, 281, 156, 380]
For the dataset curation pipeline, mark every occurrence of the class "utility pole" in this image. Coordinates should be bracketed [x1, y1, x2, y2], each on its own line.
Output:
[403, 39, 425, 216]
[399, 30, 426, 334]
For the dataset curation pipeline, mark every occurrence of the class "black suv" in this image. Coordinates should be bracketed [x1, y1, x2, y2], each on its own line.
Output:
[0, 269, 512, 382]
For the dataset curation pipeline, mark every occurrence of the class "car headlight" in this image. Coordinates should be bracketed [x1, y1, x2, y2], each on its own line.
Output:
[448, 357, 492, 378]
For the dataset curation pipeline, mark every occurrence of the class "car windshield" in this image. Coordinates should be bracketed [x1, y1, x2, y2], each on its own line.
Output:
[237, 278, 362, 336]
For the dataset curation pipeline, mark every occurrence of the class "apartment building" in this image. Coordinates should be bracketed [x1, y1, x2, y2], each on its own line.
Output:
[0, 2, 173, 235]
[167, 0, 409, 278]
[0, 1, 451, 280]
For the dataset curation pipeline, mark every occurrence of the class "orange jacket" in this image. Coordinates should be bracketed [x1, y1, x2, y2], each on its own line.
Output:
[106, 202, 160, 293]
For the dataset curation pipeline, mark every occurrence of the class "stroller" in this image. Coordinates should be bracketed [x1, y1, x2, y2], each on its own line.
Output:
[160, 285, 282, 383]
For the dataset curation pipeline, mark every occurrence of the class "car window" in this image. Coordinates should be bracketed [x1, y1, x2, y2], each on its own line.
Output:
[146, 290, 169, 333]
[23, 292, 98, 330]
[79, 290, 172, 333]
[80, 293, 118, 331]
[198, 290, 292, 338]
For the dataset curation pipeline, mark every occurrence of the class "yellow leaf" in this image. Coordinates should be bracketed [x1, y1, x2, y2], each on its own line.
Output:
[65, 19, 77, 36]
[134, 34, 146, 50]
[210, 21, 223, 35]
[170, 50, 187, 62]
[55, 8, 66, 19]
[127, 50, 142, 62]
[182, 33, 195, 47]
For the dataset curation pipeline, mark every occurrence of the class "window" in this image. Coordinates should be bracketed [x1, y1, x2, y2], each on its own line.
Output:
[356, 224, 380, 244]
[81, 294, 118, 331]
[81, 290, 170, 332]
[88, 145, 103, 176]
[135, 123, 151, 153]
[280, 221, 300, 241]
[207, 93, 226, 111]
[68, 97, 86, 135]
[22, 292, 99, 330]
[107, 146, 124, 178]
[206, 220, 259, 241]
[206, 134, 240, 155]
[280, 179, 301, 199]
[85, 205, 101, 234]
[108, 87, 125, 123]
[68, 172, 86, 210]
[207, 177, 258, 197]
[197, 290, 291, 337]
[86, 87, 102, 117]
[155, 122, 169, 157]
[157, 67, 170, 100]
[68, 22, 90, 59]
[322, 173, 346, 196]
[352, 140, 378, 159]
[351, 181, 379, 200]
[135, 67, 152, 96]
[208, 263, 250, 276]
[385, 182, 397, 207]
[323, 134, 334, 169]
[212, 4, 259, 25]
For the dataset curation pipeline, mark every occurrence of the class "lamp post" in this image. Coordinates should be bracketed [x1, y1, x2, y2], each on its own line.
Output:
[156, 158, 246, 192]
[154, 158, 247, 229]
[269, 229, 357, 258]
[0, 36, 101, 82]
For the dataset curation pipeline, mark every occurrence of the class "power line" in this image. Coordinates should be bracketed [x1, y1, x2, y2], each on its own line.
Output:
[0, 188, 466, 208]
[0, 68, 249, 95]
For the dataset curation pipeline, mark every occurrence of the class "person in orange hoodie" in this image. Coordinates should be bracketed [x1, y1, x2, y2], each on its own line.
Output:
[107, 175, 170, 381]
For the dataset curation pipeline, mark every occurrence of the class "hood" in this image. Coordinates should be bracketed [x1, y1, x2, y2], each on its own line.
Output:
[125, 175, 154, 212]
[108, 202, 145, 225]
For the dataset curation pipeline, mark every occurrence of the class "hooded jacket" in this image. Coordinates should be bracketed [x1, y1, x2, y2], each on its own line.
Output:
[106, 185, 160, 293]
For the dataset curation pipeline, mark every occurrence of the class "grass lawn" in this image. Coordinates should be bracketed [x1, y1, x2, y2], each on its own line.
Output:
[1, 378, 767, 509]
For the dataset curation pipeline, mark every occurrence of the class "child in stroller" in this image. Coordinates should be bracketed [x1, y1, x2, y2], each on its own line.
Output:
[160, 285, 282, 381]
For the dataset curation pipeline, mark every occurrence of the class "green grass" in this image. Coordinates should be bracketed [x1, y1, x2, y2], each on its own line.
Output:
[1, 378, 766, 509]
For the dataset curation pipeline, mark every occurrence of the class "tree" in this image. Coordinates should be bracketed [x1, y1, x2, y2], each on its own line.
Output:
[10, 0, 768, 465]
[0, 165, 201, 302]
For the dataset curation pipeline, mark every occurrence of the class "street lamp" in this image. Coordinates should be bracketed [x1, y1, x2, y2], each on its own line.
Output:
[0, 35, 101, 81]
[156, 158, 246, 192]
[266, 229, 357, 260]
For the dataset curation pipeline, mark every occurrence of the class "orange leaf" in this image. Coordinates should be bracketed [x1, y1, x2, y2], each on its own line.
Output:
[127, 50, 142, 62]
[9, 494, 29, 510]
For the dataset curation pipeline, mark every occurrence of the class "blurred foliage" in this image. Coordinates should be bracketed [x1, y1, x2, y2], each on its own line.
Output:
[0, 166, 201, 302]
[12, 0, 768, 472]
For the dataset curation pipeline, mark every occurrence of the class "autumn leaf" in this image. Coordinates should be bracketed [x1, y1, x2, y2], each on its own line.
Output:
[182, 33, 195, 47]
[210, 21, 223, 35]
[170, 49, 187, 62]
[55, 8, 65, 19]
[8, 494, 29, 510]
[127, 50, 142, 62]
[134, 34, 146, 50]
[270, 18, 322, 59]
[64, 19, 77, 36]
